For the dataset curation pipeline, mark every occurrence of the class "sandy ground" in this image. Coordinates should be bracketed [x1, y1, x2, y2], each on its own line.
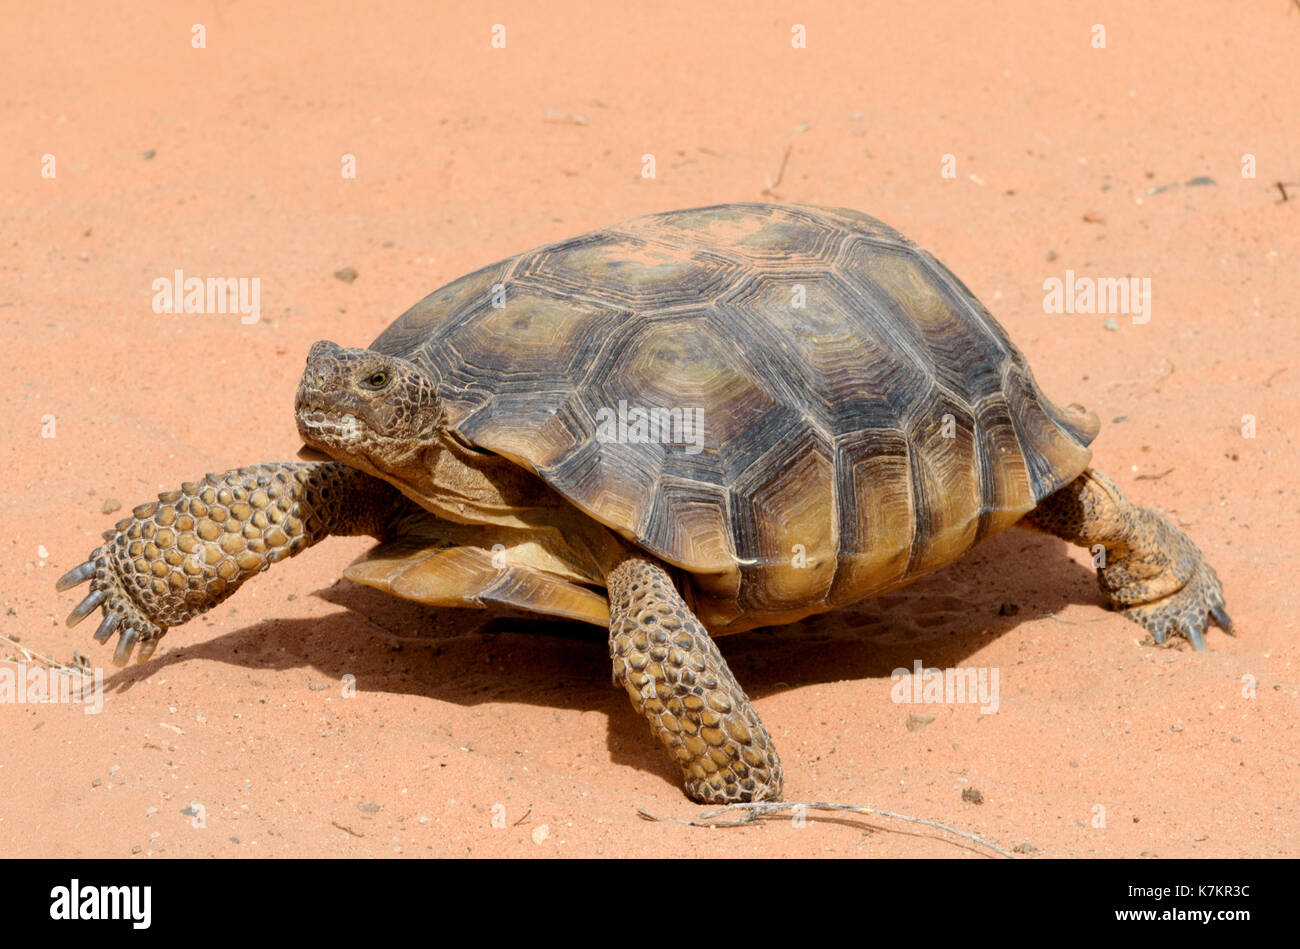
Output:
[2, 1, 1297, 858]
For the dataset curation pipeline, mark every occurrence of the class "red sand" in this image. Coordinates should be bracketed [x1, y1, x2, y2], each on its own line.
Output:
[2, 1, 1297, 857]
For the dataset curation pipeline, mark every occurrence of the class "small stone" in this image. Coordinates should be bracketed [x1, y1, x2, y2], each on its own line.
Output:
[308, 681, 328, 692]
[1013, 842, 1036, 854]
[1112, 415, 1127, 423]
[91, 778, 102, 787]
[906, 714, 935, 732]
[142, 149, 156, 160]
[531, 824, 550, 844]
[359, 802, 381, 814]
[131, 844, 142, 854]
[102, 497, 122, 514]
[1046, 250, 1057, 262]
[1170, 723, 1183, 732]
[37, 545, 49, 559]
[1185, 176, 1216, 187]
[1103, 317, 1119, 331]
[334, 267, 359, 284]
[961, 788, 984, 805]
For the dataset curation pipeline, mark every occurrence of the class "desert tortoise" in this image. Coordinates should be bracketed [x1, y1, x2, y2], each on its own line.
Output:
[58, 203, 1231, 803]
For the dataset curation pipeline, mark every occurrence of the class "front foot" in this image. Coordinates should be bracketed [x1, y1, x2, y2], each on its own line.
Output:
[57, 540, 169, 666]
[56, 463, 376, 666]
[1115, 558, 1232, 651]
[607, 557, 783, 804]
[55, 468, 306, 666]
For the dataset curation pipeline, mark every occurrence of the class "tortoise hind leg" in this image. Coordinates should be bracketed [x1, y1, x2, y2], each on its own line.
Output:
[606, 556, 783, 803]
[1023, 468, 1231, 650]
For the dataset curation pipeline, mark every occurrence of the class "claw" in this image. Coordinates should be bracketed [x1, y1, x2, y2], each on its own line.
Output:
[66, 589, 107, 627]
[1151, 626, 1168, 645]
[93, 612, 121, 643]
[136, 640, 158, 663]
[1185, 624, 1207, 652]
[1211, 605, 1234, 635]
[112, 628, 139, 667]
[56, 561, 96, 592]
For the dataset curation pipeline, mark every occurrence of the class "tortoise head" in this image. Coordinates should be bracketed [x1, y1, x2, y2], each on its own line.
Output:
[295, 340, 444, 474]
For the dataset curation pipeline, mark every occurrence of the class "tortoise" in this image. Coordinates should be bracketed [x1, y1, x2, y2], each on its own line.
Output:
[58, 202, 1231, 803]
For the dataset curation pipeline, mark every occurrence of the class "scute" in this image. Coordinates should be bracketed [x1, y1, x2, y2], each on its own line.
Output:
[515, 231, 747, 309]
[370, 203, 1097, 632]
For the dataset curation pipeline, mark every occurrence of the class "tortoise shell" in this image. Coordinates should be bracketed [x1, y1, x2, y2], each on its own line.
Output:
[364, 203, 1098, 633]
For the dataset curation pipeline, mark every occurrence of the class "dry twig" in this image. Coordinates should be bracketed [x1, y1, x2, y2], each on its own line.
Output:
[638, 800, 1015, 857]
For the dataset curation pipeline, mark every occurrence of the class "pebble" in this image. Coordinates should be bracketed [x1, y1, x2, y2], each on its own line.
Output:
[101, 497, 121, 514]
[1103, 317, 1119, 331]
[334, 267, 359, 284]
[961, 788, 984, 805]
[531, 824, 550, 844]
[906, 714, 935, 732]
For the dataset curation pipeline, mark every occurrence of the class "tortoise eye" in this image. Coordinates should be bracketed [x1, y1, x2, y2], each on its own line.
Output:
[362, 370, 390, 390]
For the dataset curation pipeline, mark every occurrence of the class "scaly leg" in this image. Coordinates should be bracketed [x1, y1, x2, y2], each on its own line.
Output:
[58, 462, 399, 665]
[1023, 468, 1231, 649]
[606, 556, 783, 803]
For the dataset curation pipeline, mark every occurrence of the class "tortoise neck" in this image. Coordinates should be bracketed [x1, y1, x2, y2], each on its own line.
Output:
[377, 427, 568, 530]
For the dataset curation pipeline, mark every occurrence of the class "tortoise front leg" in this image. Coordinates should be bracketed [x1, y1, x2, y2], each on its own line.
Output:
[57, 462, 399, 666]
[606, 556, 783, 803]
